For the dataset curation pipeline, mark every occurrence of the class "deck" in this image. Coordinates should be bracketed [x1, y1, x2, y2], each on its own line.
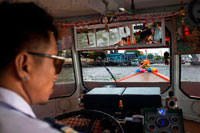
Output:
[117, 72, 170, 82]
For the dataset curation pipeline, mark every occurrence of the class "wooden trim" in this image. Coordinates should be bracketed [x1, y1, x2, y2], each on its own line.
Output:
[116, 72, 143, 82]
[152, 72, 170, 82]
[184, 119, 200, 133]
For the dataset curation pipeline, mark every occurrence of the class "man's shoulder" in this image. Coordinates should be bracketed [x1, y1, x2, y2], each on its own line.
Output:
[0, 104, 61, 133]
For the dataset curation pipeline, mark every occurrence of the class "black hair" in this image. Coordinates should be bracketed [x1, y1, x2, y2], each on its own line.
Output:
[113, 16, 117, 19]
[121, 37, 127, 41]
[164, 51, 169, 57]
[0, 2, 58, 73]
[140, 29, 152, 42]
[100, 16, 111, 24]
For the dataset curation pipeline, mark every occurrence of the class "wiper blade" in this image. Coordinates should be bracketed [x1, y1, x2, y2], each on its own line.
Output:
[97, 56, 117, 82]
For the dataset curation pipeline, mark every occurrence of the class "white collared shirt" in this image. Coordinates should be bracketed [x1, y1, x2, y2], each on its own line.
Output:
[0, 87, 61, 133]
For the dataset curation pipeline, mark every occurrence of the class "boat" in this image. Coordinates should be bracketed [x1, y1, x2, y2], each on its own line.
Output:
[117, 58, 170, 82]
[117, 71, 170, 82]
[5, 0, 200, 132]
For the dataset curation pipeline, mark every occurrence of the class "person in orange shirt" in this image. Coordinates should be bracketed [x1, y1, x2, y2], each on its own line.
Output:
[126, 36, 131, 45]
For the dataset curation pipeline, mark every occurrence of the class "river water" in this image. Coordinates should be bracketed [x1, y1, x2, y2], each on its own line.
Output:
[56, 63, 200, 83]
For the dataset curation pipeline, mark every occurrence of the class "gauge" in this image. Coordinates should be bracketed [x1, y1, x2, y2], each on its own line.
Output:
[147, 124, 156, 131]
[171, 125, 180, 132]
[171, 116, 179, 123]
[156, 118, 169, 128]
[147, 115, 156, 122]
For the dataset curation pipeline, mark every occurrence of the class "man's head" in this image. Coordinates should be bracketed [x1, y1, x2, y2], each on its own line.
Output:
[0, 2, 59, 104]
[140, 29, 153, 44]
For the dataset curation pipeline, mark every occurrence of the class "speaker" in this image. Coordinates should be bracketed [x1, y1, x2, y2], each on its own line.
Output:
[83, 87, 125, 114]
[122, 87, 161, 113]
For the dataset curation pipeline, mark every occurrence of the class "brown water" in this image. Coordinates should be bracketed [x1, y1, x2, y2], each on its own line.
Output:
[55, 63, 200, 83]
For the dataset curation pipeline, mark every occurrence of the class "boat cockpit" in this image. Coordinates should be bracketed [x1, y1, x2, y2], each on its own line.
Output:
[6, 0, 200, 132]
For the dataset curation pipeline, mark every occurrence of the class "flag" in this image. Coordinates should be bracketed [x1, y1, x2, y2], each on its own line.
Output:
[145, 49, 147, 59]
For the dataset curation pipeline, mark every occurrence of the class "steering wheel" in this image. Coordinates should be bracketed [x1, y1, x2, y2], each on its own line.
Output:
[55, 109, 124, 133]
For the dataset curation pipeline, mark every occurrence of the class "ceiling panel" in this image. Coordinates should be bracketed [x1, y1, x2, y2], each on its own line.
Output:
[134, 0, 191, 9]
[0, 0, 193, 18]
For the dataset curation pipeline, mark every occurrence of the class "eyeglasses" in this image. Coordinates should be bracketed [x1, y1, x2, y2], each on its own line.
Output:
[27, 52, 67, 74]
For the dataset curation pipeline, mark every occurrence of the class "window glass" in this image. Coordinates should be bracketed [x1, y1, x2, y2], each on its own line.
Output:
[80, 48, 170, 92]
[77, 29, 95, 49]
[119, 26, 130, 38]
[51, 27, 76, 98]
[96, 29, 109, 47]
[76, 21, 165, 51]
[181, 54, 200, 97]
[55, 50, 75, 84]
[109, 28, 120, 46]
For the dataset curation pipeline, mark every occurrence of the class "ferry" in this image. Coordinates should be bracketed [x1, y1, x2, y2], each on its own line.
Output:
[8, 0, 200, 132]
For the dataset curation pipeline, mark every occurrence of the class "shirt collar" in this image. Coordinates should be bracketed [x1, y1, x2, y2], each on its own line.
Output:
[0, 87, 36, 118]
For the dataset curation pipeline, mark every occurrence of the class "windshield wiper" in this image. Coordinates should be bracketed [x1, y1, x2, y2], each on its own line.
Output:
[97, 56, 117, 83]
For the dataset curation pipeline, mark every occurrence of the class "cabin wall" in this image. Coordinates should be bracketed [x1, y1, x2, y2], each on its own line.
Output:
[172, 44, 200, 122]
[177, 84, 200, 122]
[162, 19, 200, 124]
[31, 91, 80, 119]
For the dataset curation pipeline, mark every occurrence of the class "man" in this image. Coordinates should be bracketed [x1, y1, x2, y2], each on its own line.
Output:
[164, 51, 170, 65]
[0, 2, 76, 133]
[140, 29, 158, 44]
[140, 29, 153, 44]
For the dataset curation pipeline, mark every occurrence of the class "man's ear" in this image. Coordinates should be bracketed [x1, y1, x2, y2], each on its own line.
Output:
[14, 52, 32, 81]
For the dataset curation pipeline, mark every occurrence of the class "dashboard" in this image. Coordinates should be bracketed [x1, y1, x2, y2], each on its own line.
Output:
[81, 86, 185, 133]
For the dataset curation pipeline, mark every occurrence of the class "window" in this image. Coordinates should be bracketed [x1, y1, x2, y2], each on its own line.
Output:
[75, 20, 165, 51]
[181, 54, 200, 98]
[96, 29, 109, 47]
[55, 50, 75, 84]
[77, 29, 95, 49]
[51, 27, 76, 98]
[51, 49, 76, 98]
[80, 48, 170, 92]
[119, 26, 130, 38]
[109, 28, 119, 46]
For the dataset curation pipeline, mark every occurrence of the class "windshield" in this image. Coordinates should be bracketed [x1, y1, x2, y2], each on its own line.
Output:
[80, 48, 170, 92]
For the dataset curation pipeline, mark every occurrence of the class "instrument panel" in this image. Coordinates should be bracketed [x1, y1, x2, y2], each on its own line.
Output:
[82, 87, 185, 133]
[144, 108, 184, 133]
